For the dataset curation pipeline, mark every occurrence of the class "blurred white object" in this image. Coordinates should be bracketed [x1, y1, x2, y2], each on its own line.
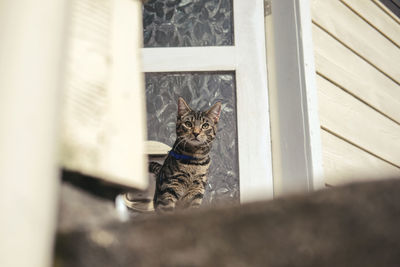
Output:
[115, 194, 130, 222]
[0, 0, 147, 266]
[0, 1, 69, 267]
[60, 0, 148, 189]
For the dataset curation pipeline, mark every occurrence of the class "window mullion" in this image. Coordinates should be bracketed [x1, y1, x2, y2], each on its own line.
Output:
[142, 46, 236, 72]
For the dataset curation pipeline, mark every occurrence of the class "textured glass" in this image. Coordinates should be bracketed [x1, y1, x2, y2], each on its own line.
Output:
[145, 72, 239, 205]
[143, 0, 234, 47]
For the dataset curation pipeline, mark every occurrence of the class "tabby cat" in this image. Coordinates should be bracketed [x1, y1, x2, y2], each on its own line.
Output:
[151, 97, 221, 213]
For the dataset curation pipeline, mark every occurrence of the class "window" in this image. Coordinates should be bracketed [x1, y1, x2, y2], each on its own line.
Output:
[142, 0, 273, 203]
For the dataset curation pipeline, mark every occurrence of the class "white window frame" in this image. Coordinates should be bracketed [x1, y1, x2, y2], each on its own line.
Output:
[265, 0, 325, 196]
[142, 0, 274, 203]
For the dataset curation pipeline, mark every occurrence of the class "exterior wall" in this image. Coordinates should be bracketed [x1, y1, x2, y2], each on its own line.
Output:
[311, 0, 400, 186]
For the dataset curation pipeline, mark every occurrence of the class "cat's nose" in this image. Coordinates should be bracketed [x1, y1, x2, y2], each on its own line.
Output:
[193, 127, 200, 137]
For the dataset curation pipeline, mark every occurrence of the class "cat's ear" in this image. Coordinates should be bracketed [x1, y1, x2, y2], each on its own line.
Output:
[206, 101, 222, 123]
[177, 97, 191, 117]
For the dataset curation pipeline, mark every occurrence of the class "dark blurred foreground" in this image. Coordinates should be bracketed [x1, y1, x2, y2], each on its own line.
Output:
[55, 176, 400, 267]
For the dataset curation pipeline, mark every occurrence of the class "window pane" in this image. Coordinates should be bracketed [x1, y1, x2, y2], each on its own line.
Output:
[143, 0, 234, 47]
[145, 72, 239, 205]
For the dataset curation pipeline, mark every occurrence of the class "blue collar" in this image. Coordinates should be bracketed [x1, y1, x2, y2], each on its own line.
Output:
[169, 150, 197, 161]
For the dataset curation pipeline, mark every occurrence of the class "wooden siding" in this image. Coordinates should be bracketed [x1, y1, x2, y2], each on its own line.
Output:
[321, 130, 400, 186]
[311, 0, 400, 185]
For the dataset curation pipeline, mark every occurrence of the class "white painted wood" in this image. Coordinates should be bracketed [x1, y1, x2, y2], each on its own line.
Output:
[296, 0, 325, 191]
[317, 74, 400, 168]
[313, 24, 400, 124]
[234, 0, 273, 202]
[141, 0, 274, 202]
[61, 0, 113, 178]
[142, 47, 236, 72]
[61, 0, 148, 189]
[265, 0, 324, 197]
[321, 129, 400, 186]
[265, 2, 282, 196]
[311, 0, 400, 84]
[0, 1, 69, 266]
[103, 0, 148, 188]
[342, 0, 400, 47]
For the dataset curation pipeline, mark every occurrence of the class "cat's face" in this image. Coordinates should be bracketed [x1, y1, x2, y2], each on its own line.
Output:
[176, 97, 221, 148]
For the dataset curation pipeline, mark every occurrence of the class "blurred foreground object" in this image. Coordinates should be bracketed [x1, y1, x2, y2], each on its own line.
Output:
[56, 178, 400, 267]
[0, 0, 147, 266]
[60, 0, 147, 189]
[0, 1, 69, 267]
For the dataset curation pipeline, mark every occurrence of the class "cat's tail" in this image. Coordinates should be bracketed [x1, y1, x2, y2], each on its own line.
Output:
[149, 161, 162, 176]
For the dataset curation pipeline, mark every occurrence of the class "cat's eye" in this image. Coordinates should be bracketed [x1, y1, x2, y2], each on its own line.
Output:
[185, 121, 192, 127]
[202, 123, 209, 129]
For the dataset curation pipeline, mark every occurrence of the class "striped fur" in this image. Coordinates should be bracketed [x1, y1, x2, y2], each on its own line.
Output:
[153, 97, 221, 213]
[149, 162, 162, 176]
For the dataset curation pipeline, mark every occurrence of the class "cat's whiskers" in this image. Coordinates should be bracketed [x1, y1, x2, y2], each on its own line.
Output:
[172, 137, 186, 151]
[182, 138, 189, 152]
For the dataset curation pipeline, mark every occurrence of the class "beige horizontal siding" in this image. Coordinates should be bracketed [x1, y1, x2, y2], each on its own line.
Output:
[313, 24, 400, 124]
[317, 75, 400, 168]
[371, 0, 400, 25]
[322, 130, 400, 186]
[312, 0, 400, 185]
[311, 0, 400, 84]
[342, 0, 400, 47]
